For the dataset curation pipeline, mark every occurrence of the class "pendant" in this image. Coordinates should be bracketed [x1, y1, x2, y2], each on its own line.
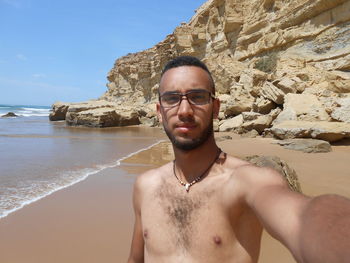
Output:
[185, 183, 190, 192]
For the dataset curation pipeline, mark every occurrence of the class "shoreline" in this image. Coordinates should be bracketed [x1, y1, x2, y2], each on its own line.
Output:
[0, 139, 165, 220]
[0, 133, 349, 262]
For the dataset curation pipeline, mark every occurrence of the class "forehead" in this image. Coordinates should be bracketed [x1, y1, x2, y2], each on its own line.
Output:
[159, 66, 212, 94]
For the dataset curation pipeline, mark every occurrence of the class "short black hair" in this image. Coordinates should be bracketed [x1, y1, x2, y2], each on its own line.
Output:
[161, 56, 215, 93]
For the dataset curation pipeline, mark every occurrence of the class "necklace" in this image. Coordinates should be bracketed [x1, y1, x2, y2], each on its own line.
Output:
[173, 148, 222, 192]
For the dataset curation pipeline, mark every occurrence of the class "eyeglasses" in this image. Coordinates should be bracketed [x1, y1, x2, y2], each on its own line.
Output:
[159, 90, 215, 108]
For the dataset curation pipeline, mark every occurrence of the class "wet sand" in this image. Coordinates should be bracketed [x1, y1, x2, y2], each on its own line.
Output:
[0, 133, 349, 263]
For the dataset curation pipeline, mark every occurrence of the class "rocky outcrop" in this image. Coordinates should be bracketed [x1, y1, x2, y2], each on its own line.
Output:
[219, 108, 281, 134]
[244, 155, 301, 192]
[50, 0, 350, 136]
[219, 114, 243, 132]
[273, 94, 330, 124]
[49, 102, 70, 121]
[274, 139, 332, 153]
[1, 112, 18, 118]
[64, 100, 142, 127]
[268, 121, 350, 142]
[331, 97, 350, 123]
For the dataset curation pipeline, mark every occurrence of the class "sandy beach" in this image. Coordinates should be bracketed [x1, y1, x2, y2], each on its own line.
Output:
[0, 131, 349, 263]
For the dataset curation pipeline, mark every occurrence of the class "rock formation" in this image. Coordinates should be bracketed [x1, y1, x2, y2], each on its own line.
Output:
[273, 138, 332, 153]
[267, 120, 350, 142]
[49, 102, 70, 121]
[244, 155, 301, 192]
[50, 0, 350, 142]
[1, 112, 18, 118]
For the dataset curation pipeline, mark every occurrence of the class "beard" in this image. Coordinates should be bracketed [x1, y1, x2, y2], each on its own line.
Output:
[164, 120, 214, 151]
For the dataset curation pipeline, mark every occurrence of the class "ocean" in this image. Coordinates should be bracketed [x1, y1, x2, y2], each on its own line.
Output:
[0, 104, 51, 117]
[0, 104, 163, 219]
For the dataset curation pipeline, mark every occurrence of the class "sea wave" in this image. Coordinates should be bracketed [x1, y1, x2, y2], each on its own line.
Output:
[18, 112, 51, 117]
[0, 105, 51, 117]
[0, 140, 165, 220]
[22, 107, 49, 111]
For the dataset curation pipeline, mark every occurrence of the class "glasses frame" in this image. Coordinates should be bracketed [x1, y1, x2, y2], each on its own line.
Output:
[159, 90, 216, 108]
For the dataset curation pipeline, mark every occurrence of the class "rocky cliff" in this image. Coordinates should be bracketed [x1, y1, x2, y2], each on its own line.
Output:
[50, 0, 350, 142]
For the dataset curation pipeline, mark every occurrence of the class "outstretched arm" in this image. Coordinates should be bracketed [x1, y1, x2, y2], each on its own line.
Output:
[127, 177, 144, 263]
[241, 165, 350, 263]
[297, 194, 350, 263]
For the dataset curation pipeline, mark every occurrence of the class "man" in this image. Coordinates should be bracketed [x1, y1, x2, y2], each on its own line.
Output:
[127, 56, 350, 263]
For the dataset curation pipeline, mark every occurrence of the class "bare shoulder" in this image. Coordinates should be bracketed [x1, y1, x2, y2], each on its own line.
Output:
[133, 162, 172, 194]
[221, 154, 288, 200]
[235, 160, 287, 187]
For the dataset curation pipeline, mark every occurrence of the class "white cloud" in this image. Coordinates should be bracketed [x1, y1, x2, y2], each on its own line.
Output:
[16, 54, 27, 61]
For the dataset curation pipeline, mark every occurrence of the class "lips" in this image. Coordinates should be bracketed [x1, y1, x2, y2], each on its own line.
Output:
[175, 123, 197, 132]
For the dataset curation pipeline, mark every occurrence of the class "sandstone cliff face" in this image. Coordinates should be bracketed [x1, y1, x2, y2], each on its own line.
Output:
[51, 0, 350, 142]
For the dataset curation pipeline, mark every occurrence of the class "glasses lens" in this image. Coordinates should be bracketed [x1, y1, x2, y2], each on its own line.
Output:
[187, 91, 210, 105]
[161, 93, 180, 107]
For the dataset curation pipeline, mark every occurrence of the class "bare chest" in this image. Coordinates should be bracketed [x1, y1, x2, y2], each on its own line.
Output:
[141, 180, 240, 259]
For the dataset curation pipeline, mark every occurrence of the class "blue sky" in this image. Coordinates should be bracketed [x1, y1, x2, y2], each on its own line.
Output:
[0, 0, 206, 106]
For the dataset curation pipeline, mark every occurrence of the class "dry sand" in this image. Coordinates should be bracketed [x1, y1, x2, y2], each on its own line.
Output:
[0, 133, 349, 263]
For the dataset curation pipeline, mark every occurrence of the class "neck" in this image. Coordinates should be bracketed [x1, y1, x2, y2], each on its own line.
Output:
[173, 135, 220, 183]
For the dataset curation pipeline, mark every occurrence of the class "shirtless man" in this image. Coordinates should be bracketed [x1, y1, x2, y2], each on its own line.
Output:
[127, 56, 350, 263]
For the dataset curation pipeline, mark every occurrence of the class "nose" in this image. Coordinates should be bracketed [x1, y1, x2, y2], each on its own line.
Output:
[177, 96, 194, 120]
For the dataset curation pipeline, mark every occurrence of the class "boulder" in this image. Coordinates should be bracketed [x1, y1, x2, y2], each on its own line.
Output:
[260, 81, 285, 105]
[272, 108, 297, 124]
[65, 100, 116, 113]
[240, 108, 281, 134]
[328, 78, 350, 93]
[140, 116, 158, 127]
[49, 102, 70, 121]
[269, 108, 282, 120]
[275, 77, 298, 94]
[274, 139, 332, 153]
[219, 114, 243, 132]
[64, 100, 142, 127]
[217, 94, 232, 119]
[241, 114, 273, 134]
[239, 69, 267, 96]
[224, 84, 255, 117]
[241, 112, 261, 121]
[268, 120, 350, 142]
[1, 112, 18, 118]
[273, 94, 330, 124]
[66, 107, 140, 127]
[244, 155, 301, 193]
[331, 97, 350, 123]
[252, 97, 276, 114]
[240, 129, 259, 138]
[217, 94, 232, 104]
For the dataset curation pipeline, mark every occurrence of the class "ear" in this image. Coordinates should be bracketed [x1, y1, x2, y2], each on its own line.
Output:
[212, 98, 220, 119]
[156, 102, 163, 123]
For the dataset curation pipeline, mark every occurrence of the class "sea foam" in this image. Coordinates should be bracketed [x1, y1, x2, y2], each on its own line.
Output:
[0, 140, 165, 219]
[0, 105, 50, 117]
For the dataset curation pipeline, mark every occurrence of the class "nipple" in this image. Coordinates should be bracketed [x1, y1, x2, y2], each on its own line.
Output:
[213, 235, 222, 246]
[143, 229, 149, 239]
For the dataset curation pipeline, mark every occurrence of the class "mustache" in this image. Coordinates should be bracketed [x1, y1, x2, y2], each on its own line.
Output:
[175, 120, 197, 128]
[177, 115, 195, 123]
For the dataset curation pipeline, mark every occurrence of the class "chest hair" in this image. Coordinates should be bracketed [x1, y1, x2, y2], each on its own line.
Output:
[155, 178, 214, 250]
